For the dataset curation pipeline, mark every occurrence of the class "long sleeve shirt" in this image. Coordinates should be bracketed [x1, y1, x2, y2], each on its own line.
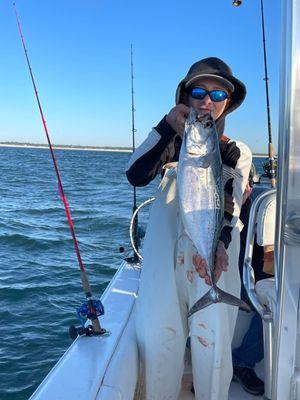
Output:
[126, 116, 252, 249]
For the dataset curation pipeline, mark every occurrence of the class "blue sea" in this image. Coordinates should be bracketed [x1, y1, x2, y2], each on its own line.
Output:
[0, 147, 266, 400]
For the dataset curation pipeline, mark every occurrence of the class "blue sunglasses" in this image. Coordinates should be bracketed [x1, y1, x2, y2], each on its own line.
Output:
[189, 87, 229, 102]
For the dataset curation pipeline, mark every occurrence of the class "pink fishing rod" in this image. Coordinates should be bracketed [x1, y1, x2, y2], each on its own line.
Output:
[13, 3, 106, 337]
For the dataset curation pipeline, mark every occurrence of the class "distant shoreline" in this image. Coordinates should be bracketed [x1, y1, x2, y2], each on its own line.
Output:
[0, 142, 268, 158]
[0, 143, 132, 153]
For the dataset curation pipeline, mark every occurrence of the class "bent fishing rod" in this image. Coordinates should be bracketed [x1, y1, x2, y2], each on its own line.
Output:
[13, 3, 106, 337]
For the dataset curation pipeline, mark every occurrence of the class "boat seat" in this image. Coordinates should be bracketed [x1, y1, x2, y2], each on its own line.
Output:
[255, 277, 276, 316]
[256, 192, 276, 247]
[254, 192, 276, 314]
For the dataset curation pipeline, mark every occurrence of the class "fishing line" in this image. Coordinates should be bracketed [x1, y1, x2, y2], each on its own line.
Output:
[13, 3, 106, 336]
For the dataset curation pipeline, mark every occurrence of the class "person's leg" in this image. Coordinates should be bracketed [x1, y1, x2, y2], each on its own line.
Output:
[135, 170, 187, 399]
[232, 313, 264, 368]
[136, 293, 187, 400]
[232, 313, 264, 395]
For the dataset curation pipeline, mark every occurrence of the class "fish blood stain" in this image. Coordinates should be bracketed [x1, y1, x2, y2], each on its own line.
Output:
[186, 270, 194, 282]
[178, 256, 184, 264]
[197, 336, 209, 347]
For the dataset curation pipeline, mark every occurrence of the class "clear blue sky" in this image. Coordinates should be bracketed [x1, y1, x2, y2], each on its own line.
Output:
[0, 0, 280, 153]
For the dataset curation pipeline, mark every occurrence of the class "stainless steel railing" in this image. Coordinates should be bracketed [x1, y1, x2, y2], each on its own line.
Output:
[243, 188, 276, 400]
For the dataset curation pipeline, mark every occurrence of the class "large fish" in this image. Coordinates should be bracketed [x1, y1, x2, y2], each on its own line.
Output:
[177, 108, 250, 317]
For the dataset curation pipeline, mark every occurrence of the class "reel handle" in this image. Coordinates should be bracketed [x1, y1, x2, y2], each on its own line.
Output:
[69, 324, 107, 339]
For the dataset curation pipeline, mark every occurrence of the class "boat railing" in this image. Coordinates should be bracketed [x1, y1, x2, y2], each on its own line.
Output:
[243, 188, 276, 400]
[129, 197, 155, 261]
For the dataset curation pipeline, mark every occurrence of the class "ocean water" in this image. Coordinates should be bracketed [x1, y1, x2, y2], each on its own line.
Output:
[0, 147, 266, 400]
[0, 147, 157, 400]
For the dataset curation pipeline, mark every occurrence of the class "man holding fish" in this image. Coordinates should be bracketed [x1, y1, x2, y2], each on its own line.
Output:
[126, 57, 252, 400]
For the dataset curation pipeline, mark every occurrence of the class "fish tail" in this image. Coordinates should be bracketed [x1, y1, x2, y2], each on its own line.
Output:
[187, 286, 251, 317]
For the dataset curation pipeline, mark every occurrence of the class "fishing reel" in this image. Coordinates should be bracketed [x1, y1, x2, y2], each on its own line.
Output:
[262, 157, 277, 179]
[69, 299, 107, 339]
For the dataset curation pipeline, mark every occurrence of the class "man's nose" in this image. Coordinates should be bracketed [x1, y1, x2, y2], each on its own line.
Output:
[202, 94, 213, 105]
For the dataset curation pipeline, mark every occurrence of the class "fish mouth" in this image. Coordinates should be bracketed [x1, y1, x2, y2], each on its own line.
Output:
[196, 110, 214, 123]
[196, 113, 214, 129]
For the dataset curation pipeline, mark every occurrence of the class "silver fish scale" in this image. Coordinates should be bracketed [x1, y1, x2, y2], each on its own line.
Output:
[177, 109, 224, 277]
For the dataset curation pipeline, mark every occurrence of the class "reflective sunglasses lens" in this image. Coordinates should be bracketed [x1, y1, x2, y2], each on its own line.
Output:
[210, 90, 228, 102]
[190, 87, 207, 100]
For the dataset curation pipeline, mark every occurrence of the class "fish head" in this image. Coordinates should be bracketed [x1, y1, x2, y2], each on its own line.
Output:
[184, 108, 217, 157]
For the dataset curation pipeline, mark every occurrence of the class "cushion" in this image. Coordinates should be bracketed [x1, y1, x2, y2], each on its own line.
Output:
[256, 192, 276, 246]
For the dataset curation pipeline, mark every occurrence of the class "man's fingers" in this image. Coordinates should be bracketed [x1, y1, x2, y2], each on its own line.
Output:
[204, 275, 212, 286]
[220, 258, 228, 271]
[196, 264, 207, 278]
[192, 252, 228, 283]
[214, 267, 223, 282]
[177, 103, 190, 117]
[215, 244, 229, 272]
[192, 254, 203, 267]
[166, 104, 190, 136]
[193, 254, 208, 278]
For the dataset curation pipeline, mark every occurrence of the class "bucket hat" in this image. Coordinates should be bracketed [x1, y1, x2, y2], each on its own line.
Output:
[175, 57, 246, 118]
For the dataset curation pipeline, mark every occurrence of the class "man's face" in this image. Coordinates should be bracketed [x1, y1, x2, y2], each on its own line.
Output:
[187, 78, 230, 120]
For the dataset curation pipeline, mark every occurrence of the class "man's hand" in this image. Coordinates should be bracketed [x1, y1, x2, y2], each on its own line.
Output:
[214, 241, 229, 281]
[192, 254, 211, 285]
[166, 104, 190, 136]
[192, 241, 229, 286]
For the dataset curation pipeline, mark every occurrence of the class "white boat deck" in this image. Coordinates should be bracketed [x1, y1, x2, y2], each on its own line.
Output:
[179, 372, 264, 400]
[178, 342, 264, 400]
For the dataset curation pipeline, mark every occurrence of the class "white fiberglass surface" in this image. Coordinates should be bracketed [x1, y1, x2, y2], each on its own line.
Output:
[178, 375, 264, 400]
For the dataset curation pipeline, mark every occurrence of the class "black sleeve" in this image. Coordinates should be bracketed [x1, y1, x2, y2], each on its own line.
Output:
[126, 116, 178, 187]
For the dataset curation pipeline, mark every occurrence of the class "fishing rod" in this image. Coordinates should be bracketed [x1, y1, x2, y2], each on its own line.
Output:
[233, 0, 276, 188]
[130, 44, 140, 262]
[13, 3, 106, 337]
[259, 0, 276, 188]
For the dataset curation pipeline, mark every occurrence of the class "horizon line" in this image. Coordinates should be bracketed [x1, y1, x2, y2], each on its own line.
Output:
[0, 142, 133, 153]
[0, 141, 270, 157]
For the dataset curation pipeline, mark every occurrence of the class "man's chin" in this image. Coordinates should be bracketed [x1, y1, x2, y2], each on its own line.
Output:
[197, 109, 212, 116]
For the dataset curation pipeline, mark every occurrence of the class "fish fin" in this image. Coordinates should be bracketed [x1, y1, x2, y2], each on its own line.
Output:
[188, 286, 251, 317]
[188, 289, 216, 317]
